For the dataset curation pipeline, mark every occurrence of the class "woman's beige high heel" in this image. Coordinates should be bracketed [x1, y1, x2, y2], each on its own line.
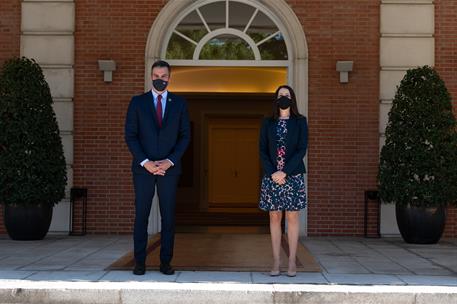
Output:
[287, 262, 297, 277]
[286, 270, 296, 277]
[270, 260, 281, 276]
[269, 270, 280, 276]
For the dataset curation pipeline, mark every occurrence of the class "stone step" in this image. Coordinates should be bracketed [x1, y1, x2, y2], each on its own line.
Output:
[1, 281, 457, 304]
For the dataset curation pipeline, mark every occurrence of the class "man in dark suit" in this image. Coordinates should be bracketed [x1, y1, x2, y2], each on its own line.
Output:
[125, 60, 190, 275]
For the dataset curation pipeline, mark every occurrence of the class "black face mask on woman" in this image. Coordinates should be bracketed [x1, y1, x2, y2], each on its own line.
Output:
[277, 96, 292, 110]
[152, 79, 168, 92]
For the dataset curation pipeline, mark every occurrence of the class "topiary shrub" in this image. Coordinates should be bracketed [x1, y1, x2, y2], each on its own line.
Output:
[0, 57, 67, 207]
[379, 65, 457, 208]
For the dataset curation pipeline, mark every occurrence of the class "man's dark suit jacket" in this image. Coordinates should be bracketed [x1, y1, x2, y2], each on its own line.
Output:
[124, 90, 190, 175]
[259, 116, 308, 176]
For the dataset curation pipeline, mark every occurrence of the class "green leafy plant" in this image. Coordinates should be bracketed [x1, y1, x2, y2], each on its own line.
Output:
[0, 57, 67, 206]
[379, 66, 457, 207]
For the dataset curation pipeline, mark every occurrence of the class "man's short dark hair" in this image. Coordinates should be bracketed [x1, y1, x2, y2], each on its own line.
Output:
[151, 60, 171, 74]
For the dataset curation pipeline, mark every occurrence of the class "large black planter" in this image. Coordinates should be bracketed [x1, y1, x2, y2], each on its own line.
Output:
[3, 204, 53, 240]
[396, 204, 446, 244]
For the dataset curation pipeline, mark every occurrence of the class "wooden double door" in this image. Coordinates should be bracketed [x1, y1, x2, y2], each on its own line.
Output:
[207, 117, 260, 210]
[175, 93, 271, 226]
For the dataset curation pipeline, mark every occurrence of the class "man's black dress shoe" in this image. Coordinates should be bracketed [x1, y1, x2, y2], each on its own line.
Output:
[159, 263, 175, 275]
[133, 263, 146, 275]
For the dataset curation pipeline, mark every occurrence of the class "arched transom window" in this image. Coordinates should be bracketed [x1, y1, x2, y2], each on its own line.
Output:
[165, 0, 289, 61]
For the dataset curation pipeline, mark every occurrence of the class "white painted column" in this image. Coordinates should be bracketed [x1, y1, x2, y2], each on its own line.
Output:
[292, 57, 309, 236]
[379, 0, 434, 236]
[21, 0, 75, 233]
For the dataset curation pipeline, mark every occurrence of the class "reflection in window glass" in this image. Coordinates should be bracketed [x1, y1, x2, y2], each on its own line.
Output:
[246, 11, 278, 43]
[259, 33, 288, 60]
[228, 2, 255, 32]
[166, 33, 196, 59]
[175, 10, 208, 42]
[199, 1, 226, 31]
[200, 35, 254, 60]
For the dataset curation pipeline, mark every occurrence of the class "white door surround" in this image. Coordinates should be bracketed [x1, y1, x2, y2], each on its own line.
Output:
[144, 0, 309, 235]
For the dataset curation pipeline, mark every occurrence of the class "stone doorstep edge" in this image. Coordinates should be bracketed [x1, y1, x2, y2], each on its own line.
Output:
[0, 281, 457, 304]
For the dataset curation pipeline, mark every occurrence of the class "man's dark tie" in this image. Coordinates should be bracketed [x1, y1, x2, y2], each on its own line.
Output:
[156, 94, 162, 128]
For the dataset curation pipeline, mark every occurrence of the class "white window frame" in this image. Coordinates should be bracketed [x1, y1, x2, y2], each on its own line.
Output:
[161, 0, 291, 73]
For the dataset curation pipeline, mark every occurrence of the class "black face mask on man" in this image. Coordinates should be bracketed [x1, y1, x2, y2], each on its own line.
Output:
[152, 79, 168, 92]
[277, 96, 292, 110]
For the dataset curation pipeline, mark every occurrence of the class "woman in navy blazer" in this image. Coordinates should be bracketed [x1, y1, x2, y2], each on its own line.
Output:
[259, 85, 308, 277]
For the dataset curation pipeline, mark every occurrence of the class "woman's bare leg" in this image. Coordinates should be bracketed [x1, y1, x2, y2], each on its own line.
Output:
[286, 211, 300, 276]
[269, 211, 283, 275]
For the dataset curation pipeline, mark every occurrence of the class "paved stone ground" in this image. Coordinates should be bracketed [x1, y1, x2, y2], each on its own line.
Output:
[0, 235, 456, 286]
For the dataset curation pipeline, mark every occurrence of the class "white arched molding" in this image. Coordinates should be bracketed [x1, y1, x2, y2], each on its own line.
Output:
[145, 0, 308, 111]
[145, 0, 309, 235]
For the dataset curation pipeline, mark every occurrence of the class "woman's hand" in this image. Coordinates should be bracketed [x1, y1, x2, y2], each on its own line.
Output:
[271, 171, 287, 185]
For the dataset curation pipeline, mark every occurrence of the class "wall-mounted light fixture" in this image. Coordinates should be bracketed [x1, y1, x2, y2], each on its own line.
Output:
[98, 60, 116, 82]
[336, 61, 353, 83]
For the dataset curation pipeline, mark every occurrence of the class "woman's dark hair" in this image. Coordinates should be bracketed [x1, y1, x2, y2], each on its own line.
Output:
[272, 85, 302, 119]
[151, 60, 171, 74]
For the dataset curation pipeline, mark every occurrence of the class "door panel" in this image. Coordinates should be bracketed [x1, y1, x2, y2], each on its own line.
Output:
[208, 118, 260, 209]
[208, 127, 238, 203]
[175, 93, 272, 227]
[235, 127, 260, 204]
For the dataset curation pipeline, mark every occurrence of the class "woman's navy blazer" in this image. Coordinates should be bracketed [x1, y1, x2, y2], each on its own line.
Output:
[259, 116, 308, 176]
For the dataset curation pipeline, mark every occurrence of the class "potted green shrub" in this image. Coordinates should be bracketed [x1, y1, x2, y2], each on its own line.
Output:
[379, 66, 457, 244]
[0, 57, 67, 240]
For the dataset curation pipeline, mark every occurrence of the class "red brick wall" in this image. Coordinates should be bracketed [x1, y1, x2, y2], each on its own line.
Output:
[291, 1, 381, 236]
[73, 1, 166, 234]
[0, 0, 21, 234]
[0, 0, 20, 66]
[435, 0, 457, 238]
[72, 0, 381, 236]
[2, 0, 455, 237]
[0, 1, 452, 238]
